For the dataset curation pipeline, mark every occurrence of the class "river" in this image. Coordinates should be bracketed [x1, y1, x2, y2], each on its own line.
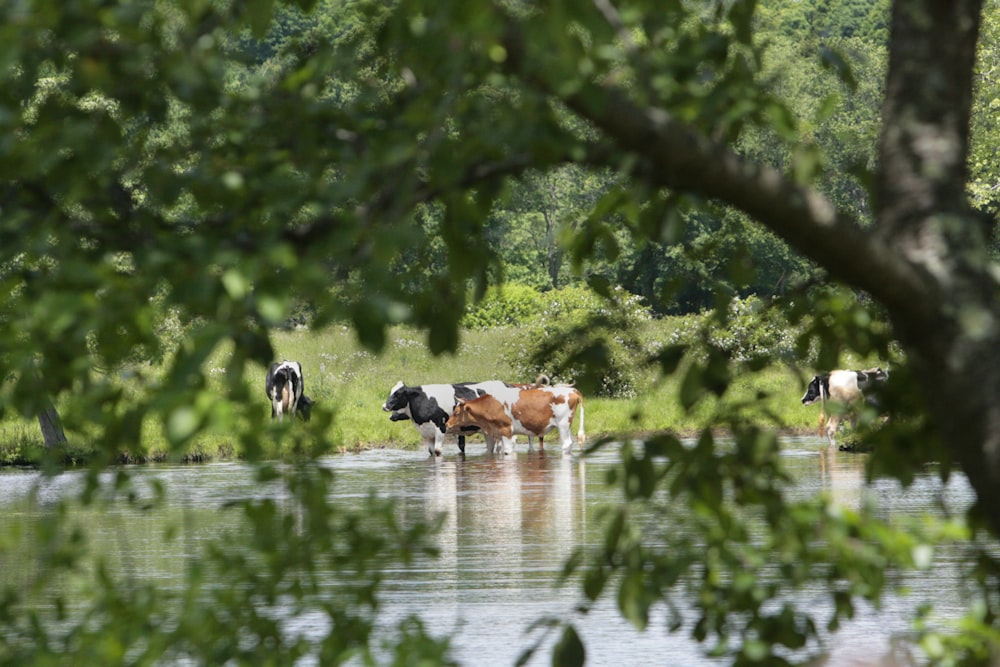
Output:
[0, 438, 979, 666]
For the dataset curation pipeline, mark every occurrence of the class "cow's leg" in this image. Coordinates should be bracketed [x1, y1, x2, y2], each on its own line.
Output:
[281, 386, 292, 420]
[557, 421, 574, 453]
[526, 435, 535, 452]
[457, 435, 466, 454]
[825, 415, 840, 449]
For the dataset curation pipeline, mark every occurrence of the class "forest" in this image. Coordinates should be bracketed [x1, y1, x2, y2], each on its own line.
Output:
[250, 0, 998, 317]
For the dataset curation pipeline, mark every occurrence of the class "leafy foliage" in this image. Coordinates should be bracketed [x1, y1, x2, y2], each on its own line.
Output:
[0, 462, 452, 666]
[567, 431, 943, 665]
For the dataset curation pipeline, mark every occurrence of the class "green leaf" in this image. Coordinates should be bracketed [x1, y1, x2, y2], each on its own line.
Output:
[552, 624, 585, 667]
[814, 93, 841, 125]
[652, 344, 687, 376]
[245, 0, 276, 38]
[819, 45, 857, 91]
[618, 573, 650, 630]
[704, 353, 731, 397]
[166, 406, 200, 446]
[679, 362, 706, 410]
[728, 0, 758, 45]
[221, 268, 250, 300]
[625, 452, 656, 499]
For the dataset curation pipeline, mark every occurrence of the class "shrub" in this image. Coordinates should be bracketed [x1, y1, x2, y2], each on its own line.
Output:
[499, 285, 653, 397]
[659, 296, 800, 364]
[462, 283, 545, 329]
[711, 295, 799, 362]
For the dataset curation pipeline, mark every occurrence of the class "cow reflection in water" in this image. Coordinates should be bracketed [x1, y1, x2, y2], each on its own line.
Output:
[817, 448, 867, 511]
[423, 453, 587, 581]
[423, 461, 459, 573]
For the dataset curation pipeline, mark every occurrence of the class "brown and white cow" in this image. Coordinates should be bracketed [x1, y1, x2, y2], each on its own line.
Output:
[801, 367, 888, 448]
[446, 385, 585, 455]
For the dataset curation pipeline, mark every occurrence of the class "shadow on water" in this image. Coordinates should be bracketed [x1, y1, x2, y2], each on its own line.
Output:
[0, 439, 982, 666]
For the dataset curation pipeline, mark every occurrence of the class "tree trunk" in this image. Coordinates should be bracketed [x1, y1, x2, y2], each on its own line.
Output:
[37, 398, 67, 448]
[875, 0, 1000, 531]
[540, 177, 563, 289]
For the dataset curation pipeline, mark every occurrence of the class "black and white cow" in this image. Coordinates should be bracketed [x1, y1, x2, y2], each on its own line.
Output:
[266, 360, 314, 421]
[382, 381, 511, 456]
[801, 367, 888, 447]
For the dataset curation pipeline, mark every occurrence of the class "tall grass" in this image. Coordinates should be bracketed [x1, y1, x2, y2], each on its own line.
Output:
[1, 323, 875, 464]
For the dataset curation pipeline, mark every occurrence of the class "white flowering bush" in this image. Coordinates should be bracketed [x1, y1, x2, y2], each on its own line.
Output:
[711, 295, 800, 362]
[664, 295, 801, 364]
[499, 285, 653, 397]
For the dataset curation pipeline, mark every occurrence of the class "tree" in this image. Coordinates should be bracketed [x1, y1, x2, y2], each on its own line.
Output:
[487, 166, 610, 290]
[2, 0, 999, 664]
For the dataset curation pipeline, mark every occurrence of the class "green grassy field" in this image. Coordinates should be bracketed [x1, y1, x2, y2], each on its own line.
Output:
[1, 324, 876, 464]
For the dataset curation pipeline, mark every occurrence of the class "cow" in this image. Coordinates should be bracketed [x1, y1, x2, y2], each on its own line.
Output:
[801, 367, 888, 448]
[446, 384, 586, 455]
[265, 360, 314, 422]
[382, 380, 512, 456]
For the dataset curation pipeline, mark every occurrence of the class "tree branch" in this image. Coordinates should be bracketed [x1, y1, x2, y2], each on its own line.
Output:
[556, 81, 940, 327]
[496, 15, 940, 325]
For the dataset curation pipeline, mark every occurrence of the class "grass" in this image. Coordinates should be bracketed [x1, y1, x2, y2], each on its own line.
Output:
[0, 323, 874, 465]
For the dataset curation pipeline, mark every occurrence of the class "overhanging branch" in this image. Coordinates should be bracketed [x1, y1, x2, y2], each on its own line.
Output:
[561, 82, 939, 326]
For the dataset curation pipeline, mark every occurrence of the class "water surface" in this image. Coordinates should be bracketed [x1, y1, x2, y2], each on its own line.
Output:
[0, 439, 978, 665]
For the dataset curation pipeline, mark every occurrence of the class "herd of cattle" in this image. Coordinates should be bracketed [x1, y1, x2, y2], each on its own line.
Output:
[382, 377, 585, 456]
[264, 358, 888, 454]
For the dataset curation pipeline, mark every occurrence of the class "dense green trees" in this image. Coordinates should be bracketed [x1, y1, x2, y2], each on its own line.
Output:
[2, 0, 1000, 665]
[971, 7, 1000, 223]
[758, 0, 890, 42]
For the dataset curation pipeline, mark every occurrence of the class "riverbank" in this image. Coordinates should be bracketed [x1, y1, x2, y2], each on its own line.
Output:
[0, 325, 859, 467]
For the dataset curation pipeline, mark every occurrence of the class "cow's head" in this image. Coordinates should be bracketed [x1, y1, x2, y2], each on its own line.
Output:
[298, 395, 314, 422]
[801, 374, 829, 405]
[382, 381, 411, 413]
[446, 397, 474, 432]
